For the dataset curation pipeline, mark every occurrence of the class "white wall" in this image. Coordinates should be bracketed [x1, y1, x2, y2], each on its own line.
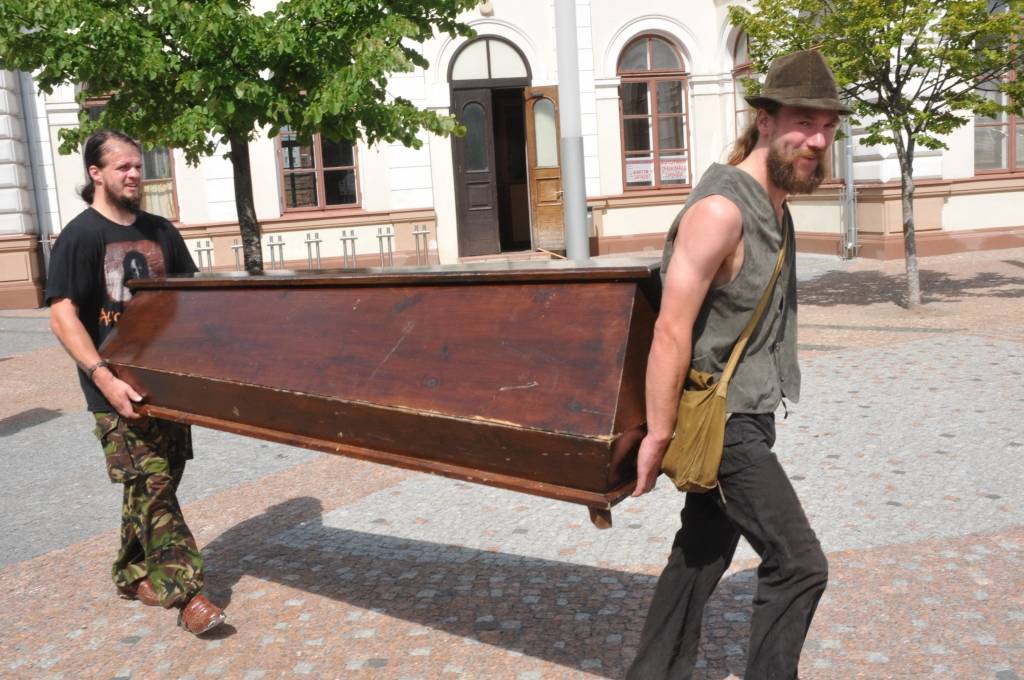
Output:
[173, 150, 209, 224]
[359, 139, 392, 213]
[601, 203, 680, 237]
[249, 130, 282, 220]
[42, 86, 87, 233]
[428, 129, 459, 263]
[595, 80, 623, 196]
[385, 69, 435, 210]
[943, 190, 1024, 231]
[789, 199, 842, 235]
[942, 119, 975, 181]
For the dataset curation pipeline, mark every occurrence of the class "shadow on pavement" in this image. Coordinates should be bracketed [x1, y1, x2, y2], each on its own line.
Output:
[0, 407, 63, 437]
[202, 497, 756, 680]
[798, 268, 1024, 307]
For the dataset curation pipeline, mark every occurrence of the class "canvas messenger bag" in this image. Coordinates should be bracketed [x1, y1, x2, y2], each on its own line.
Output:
[660, 228, 789, 494]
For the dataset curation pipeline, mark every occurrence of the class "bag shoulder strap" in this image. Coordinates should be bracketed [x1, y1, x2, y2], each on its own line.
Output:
[718, 226, 789, 390]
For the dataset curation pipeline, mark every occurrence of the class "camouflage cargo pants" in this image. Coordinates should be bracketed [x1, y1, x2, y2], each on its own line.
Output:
[93, 413, 204, 608]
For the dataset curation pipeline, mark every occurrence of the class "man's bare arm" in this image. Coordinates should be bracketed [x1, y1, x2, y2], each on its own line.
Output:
[49, 297, 142, 419]
[631, 195, 743, 496]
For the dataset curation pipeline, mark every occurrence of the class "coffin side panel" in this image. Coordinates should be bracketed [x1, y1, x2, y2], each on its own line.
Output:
[103, 282, 636, 438]
[120, 367, 615, 493]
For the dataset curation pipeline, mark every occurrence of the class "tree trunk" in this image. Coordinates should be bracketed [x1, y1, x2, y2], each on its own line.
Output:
[893, 133, 922, 307]
[228, 134, 264, 274]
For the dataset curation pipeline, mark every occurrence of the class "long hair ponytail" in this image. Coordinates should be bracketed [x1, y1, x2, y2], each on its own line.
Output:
[726, 103, 779, 165]
[727, 122, 760, 165]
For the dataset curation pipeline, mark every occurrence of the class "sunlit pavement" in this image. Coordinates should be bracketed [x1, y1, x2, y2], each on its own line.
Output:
[2, 248, 1022, 679]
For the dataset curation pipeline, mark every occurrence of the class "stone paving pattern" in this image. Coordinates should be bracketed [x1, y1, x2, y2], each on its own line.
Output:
[1, 248, 1022, 679]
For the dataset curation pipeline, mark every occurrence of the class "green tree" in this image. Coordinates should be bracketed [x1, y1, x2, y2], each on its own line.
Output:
[730, 0, 1024, 306]
[0, 0, 479, 273]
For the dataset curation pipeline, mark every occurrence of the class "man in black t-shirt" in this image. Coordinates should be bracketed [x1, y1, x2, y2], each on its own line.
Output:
[47, 130, 226, 636]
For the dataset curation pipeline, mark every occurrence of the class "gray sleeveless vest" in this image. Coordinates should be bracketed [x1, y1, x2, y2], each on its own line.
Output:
[661, 163, 800, 413]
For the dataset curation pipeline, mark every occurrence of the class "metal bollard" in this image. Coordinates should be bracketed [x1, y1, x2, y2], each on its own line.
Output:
[194, 239, 215, 272]
[376, 226, 394, 268]
[266, 236, 276, 269]
[305, 232, 323, 270]
[339, 229, 358, 269]
[266, 235, 286, 269]
[231, 239, 243, 271]
[412, 224, 431, 266]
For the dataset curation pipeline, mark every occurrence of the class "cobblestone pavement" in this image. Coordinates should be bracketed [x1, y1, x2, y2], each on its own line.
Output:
[1, 248, 1022, 679]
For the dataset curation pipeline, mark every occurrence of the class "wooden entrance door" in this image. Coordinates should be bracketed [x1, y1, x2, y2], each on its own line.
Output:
[524, 86, 565, 251]
[453, 89, 500, 256]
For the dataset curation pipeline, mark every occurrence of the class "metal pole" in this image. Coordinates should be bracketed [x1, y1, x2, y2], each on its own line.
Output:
[554, 0, 590, 261]
[842, 115, 858, 259]
[276, 235, 285, 269]
[340, 230, 357, 268]
[268, 235, 285, 269]
[231, 239, 243, 271]
[304, 232, 322, 270]
[194, 240, 214, 271]
[413, 224, 431, 266]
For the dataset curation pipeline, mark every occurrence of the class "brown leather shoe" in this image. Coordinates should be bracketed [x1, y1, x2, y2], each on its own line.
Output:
[178, 594, 226, 635]
[116, 578, 161, 607]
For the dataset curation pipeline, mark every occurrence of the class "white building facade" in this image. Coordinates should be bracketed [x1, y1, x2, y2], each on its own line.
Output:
[2, 0, 1022, 309]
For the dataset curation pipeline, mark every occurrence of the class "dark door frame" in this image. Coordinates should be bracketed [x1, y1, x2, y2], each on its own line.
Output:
[451, 88, 502, 257]
[449, 37, 533, 257]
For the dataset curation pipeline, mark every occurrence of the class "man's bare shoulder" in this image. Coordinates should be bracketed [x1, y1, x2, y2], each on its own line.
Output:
[660, 193, 743, 323]
[680, 194, 742, 232]
[676, 194, 743, 258]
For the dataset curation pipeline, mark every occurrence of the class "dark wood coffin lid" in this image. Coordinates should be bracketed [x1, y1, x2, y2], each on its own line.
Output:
[128, 258, 661, 291]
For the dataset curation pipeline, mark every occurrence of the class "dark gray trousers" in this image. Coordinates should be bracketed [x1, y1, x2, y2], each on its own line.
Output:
[627, 413, 828, 680]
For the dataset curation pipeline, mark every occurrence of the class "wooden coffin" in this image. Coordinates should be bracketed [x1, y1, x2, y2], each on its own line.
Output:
[101, 259, 661, 526]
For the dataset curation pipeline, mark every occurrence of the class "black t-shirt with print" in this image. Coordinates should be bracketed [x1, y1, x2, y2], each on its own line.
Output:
[45, 207, 198, 411]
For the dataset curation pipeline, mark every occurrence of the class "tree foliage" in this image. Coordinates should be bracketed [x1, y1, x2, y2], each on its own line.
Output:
[730, 0, 1024, 305]
[0, 0, 479, 271]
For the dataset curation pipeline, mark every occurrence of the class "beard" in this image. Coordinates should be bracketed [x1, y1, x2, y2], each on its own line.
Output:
[114, 190, 142, 213]
[767, 140, 825, 195]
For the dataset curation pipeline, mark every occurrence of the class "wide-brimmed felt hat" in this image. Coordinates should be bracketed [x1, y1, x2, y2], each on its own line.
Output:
[744, 49, 851, 114]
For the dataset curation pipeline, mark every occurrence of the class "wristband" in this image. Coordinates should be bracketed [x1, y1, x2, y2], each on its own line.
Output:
[86, 359, 110, 380]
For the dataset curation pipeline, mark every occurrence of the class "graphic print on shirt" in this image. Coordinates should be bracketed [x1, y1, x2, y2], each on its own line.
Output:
[101, 240, 167, 327]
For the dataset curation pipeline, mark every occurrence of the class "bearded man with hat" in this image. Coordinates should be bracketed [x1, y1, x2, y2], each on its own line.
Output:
[626, 49, 850, 679]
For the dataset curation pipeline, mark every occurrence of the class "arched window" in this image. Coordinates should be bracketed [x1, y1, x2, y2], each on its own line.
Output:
[618, 35, 690, 189]
[533, 98, 559, 168]
[733, 33, 755, 134]
[450, 37, 529, 82]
